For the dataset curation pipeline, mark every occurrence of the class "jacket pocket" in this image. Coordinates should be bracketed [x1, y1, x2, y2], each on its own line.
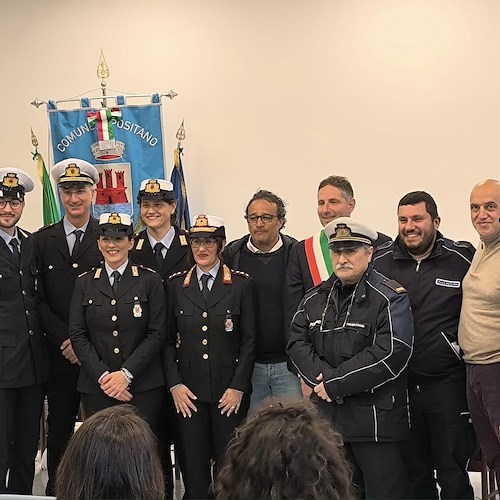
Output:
[82, 294, 103, 320]
[338, 322, 373, 358]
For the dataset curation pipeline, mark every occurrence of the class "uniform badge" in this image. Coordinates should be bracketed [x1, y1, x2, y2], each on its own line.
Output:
[179, 234, 188, 247]
[222, 264, 233, 285]
[94, 268, 102, 279]
[225, 312, 233, 333]
[136, 239, 144, 250]
[133, 301, 142, 318]
[132, 266, 139, 277]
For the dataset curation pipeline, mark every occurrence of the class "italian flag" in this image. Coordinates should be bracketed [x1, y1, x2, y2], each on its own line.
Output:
[304, 230, 334, 286]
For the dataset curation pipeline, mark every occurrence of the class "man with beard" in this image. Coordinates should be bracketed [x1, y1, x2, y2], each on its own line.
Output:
[0, 168, 48, 494]
[373, 191, 476, 499]
[459, 179, 500, 486]
[35, 158, 102, 496]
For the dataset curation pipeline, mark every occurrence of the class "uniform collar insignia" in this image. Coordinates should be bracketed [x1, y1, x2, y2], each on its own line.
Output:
[222, 264, 232, 284]
[183, 266, 196, 288]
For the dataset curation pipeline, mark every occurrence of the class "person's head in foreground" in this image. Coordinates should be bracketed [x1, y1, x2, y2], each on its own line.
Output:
[56, 404, 164, 500]
[214, 399, 354, 499]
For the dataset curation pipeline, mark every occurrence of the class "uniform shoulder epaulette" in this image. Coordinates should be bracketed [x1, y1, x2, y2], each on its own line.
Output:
[137, 264, 157, 273]
[382, 279, 407, 294]
[453, 240, 474, 249]
[18, 227, 31, 238]
[232, 269, 250, 278]
[33, 222, 56, 234]
[169, 270, 189, 280]
[77, 268, 95, 278]
[376, 240, 393, 251]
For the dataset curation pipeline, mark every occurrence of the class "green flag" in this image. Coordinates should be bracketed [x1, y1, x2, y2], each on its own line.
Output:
[31, 128, 60, 225]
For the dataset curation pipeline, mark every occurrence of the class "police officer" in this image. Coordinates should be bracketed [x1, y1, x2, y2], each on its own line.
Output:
[287, 217, 413, 499]
[373, 191, 476, 499]
[131, 178, 189, 276]
[34, 158, 102, 495]
[131, 178, 189, 498]
[0, 168, 48, 494]
[69, 213, 166, 427]
[164, 215, 256, 499]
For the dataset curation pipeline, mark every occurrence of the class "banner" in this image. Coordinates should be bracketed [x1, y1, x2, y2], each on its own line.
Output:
[48, 94, 165, 221]
[171, 146, 191, 230]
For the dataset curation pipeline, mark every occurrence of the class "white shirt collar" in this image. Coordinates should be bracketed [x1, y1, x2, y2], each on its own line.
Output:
[196, 260, 221, 283]
[63, 216, 90, 236]
[146, 226, 175, 250]
[0, 227, 19, 246]
[105, 260, 129, 279]
[246, 234, 283, 254]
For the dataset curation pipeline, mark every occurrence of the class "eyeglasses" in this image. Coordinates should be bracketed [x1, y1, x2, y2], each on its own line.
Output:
[190, 237, 217, 249]
[245, 214, 278, 224]
[0, 199, 22, 209]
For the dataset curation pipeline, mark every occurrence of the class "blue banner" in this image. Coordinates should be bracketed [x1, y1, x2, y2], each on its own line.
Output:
[48, 94, 165, 222]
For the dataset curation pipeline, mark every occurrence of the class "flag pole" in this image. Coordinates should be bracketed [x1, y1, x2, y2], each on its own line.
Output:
[97, 49, 109, 107]
[30, 50, 177, 109]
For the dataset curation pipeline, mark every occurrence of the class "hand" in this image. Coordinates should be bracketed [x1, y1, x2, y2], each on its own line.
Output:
[100, 371, 132, 402]
[60, 339, 80, 365]
[171, 384, 197, 418]
[218, 388, 243, 417]
[300, 379, 313, 399]
[314, 373, 332, 402]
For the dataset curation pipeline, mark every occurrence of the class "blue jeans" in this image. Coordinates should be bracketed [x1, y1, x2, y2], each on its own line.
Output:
[248, 361, 302, 416]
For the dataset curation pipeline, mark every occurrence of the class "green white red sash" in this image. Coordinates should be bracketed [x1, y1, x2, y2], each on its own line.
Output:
[304, 230, 334, 286]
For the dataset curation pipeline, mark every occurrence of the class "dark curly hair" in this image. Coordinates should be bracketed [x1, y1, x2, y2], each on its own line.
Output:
[214, 400, 355, 500]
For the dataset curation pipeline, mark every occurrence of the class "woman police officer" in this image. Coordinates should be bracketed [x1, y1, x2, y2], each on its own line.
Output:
[164, 214, 256, 499]
[69, 213, 166, 429]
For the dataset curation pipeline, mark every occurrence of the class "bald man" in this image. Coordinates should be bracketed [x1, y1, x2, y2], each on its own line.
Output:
[458, 179, 500, 484]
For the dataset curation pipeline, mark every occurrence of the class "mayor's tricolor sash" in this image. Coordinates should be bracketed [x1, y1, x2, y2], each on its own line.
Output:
[304, 230, 334, 286]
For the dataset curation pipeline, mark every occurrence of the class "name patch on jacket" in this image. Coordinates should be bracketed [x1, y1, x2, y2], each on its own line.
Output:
[435, 278, 460, 288]
[346, 322, 367, 329]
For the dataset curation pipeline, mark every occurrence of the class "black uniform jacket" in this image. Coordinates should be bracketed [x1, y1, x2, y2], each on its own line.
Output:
[69, 262, 166, 395]
[373, 233, 474, 379]
[164, 264, 256, 403]
[285, 231, 391, 331]
[34, 218, 102, 375]
[287, 266, 413, 442]
[130, 225, 189, 280]
[0, 228, 48, 388]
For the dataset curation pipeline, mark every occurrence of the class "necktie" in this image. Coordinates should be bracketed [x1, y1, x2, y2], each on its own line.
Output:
[111, 270, 121, 292]
[154, 242, 165, 268]
[9, 238, 20, 265]
[201, 273, 211, 302]
[72, 229, 84, 257]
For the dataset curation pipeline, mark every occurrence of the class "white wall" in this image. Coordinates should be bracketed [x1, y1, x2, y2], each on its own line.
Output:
[1, 0, 499, 243]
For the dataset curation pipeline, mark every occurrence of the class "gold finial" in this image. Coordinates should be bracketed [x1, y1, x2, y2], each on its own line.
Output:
[176, 120, 186, 143]
[30, 98, 45, 109]
[30, 127, 39, 148]
[97, 49, 110, 81]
